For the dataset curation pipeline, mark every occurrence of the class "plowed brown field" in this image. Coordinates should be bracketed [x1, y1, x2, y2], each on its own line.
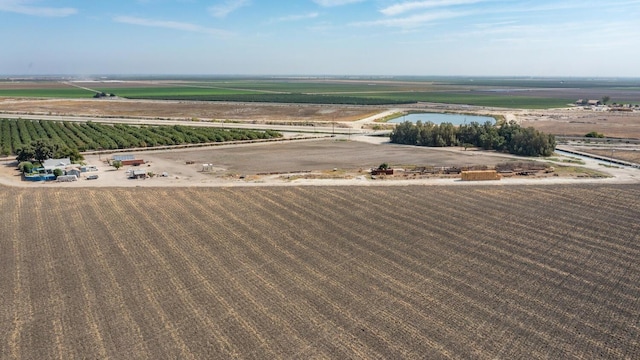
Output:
[2, 185, 639, 359]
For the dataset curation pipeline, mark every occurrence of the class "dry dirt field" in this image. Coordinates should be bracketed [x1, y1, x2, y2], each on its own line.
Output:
[151, 139, 513, 174]
[578, 148, 640, 164]
[1, 184, 639, 359]
[3, 98, 640, 139]
[0, 139, 531, 188]
[518, 108, 640, 139]
[0, 98, 378, 122]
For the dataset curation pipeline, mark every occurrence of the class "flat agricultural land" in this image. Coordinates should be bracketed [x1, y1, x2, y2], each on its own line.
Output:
[150, 139, 513, 174]
[3, 77, 640, 108]
[518, 108, 640, 139]
[1, 184, 639, 359]
[578, 148, 640, 163]
[0, 99, 378, 122]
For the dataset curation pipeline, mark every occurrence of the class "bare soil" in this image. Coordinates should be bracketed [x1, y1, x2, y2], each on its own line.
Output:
[2, 185, 639, 358]
[0, 139, 527, 187]
[578, 148, 640, 163]
[0, 98, 379, 122]
[518, 108, 640, 139]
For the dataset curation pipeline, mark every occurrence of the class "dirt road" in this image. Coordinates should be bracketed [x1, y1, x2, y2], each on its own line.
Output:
[1, 137, 638, 188]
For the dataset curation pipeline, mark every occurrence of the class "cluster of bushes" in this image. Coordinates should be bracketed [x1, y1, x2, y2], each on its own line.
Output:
[0, 118, 282, 157]
[585, 131, 605, 138]
[390, 120, 556, 157]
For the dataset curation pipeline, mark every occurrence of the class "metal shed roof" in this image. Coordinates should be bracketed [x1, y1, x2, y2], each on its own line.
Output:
[113, 155, 135, 161]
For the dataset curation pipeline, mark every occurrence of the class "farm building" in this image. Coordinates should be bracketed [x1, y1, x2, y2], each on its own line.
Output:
[80, 165, 98, 172]
[65, 168, 82, 178]
[113, 154, 145, 166]
[461, 170, 501, 181]
[130, 169, 147, 179]
[575, 99, 603, 106]
[113, 155, 135, 162]
[43, 158, 71, 172]
[56, 175, 77, 182]
[121, 159, 145, 166]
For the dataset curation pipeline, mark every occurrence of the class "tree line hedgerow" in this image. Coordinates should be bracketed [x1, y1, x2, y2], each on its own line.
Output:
[0, 118, 282, 158]
[390, 120, 556, 156]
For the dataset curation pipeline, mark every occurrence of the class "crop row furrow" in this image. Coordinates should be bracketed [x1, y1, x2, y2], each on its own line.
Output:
[53, 190, 152, 358]
[323, 187, 587, 354]
[84, 189, 197, 359]
[324, 187, 620, 356]
[209, 189, 396, 358]
[7, 192, 32, 360]
[138, 189, 285, 358]
[279, 188, 492, 357]
[115, 190, 258, 358]
[219, 188, 429, 358]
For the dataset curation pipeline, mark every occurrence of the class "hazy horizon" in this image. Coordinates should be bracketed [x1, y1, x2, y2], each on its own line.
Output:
[2, 0, 640, 77]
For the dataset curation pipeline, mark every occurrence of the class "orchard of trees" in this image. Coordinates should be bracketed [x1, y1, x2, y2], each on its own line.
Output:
[0, 118, 282, 160]
[390, 120, 556, 157]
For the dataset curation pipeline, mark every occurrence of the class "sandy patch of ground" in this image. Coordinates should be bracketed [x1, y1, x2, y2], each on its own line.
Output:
[517, 108, 640, 138]
[1, 137, 637, 188]
[0, 98, 379, 122]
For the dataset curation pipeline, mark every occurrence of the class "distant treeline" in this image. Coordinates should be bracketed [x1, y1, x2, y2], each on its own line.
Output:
[390, 120, 556, 156]
[1, 118, 281, 157]
[124, 93, 415, 105]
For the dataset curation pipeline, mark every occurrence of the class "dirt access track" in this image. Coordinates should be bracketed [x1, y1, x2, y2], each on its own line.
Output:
[2, 137, 638, 188]
[2, 97, 640, 138]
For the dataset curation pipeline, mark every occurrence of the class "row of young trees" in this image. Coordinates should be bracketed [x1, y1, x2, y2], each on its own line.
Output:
[0, 118, 282, 157]
[390, 120, 556, 156]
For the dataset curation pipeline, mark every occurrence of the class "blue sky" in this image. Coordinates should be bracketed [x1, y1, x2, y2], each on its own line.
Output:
[1, 0, 640, 76]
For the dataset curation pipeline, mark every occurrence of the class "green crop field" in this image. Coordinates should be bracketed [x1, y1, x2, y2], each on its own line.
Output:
[2, 76, 639, 108]
[0, 88, 96, 98]
[97, 86, 258, 98]
[345, 92, 575, 109]
[187, 80, 432, 93]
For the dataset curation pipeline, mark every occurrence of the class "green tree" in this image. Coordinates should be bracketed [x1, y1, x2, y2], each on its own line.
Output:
[602, 96, 610, 105]
[112, 160, 122, 170]
[53, 168, 63, 178]
[390, 121, 419, 145]
[18, 161, 34, 174]
[15, 145, 35, 162]
[55, 146, 84, 162]
[32, 139, 55, 164]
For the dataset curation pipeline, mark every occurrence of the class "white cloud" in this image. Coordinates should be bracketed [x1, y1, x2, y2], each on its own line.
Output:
[313, 0, 365, 7]
[380, 0, 484, 16]
[352, 10, 466, 28]
[114, 16, 232, 37]
[0, 0, 77, 17]
[208, 0, 250, 18]
[271, 12, 319, 23]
